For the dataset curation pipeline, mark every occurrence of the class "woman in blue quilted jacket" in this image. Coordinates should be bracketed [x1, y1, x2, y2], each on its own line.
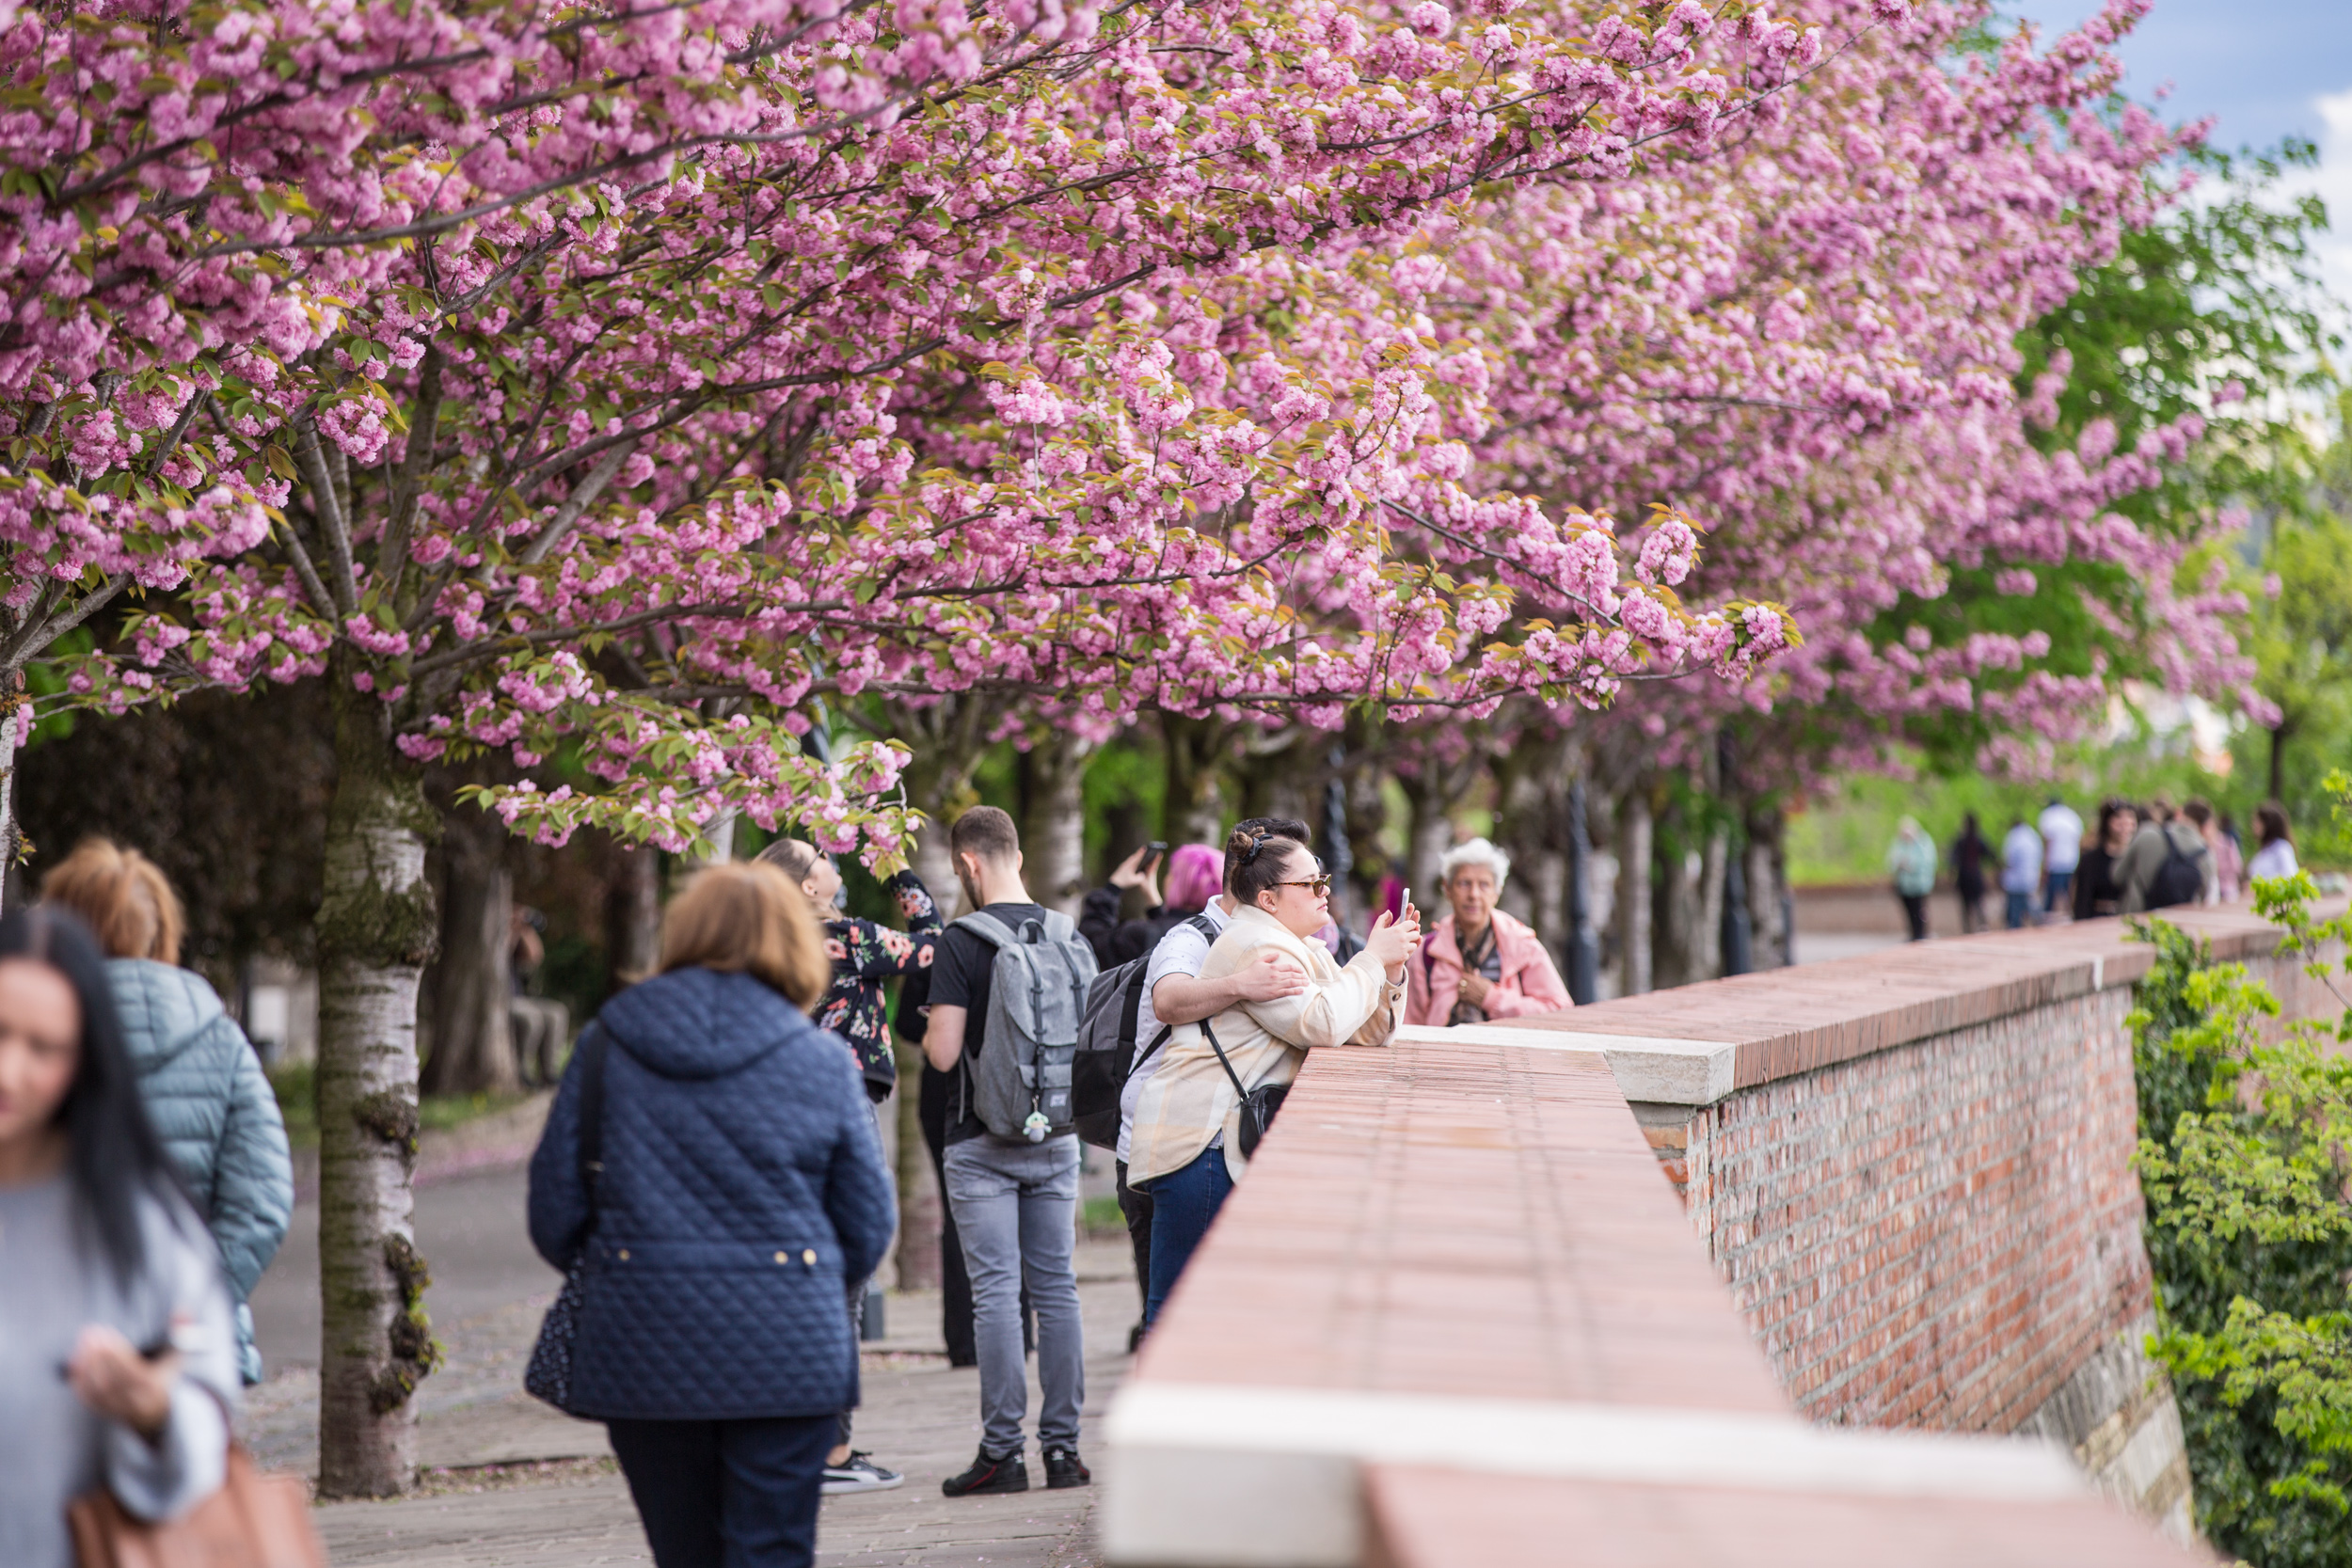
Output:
[41, 839, 294, 1387]
[530, 861, 897, 1568]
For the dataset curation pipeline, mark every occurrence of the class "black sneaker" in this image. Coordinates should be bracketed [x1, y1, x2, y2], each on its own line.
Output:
[1042, 1446, 1090, 1490]
[942, 1449, 1028, 1497]
[822, 1451, 904, 1495]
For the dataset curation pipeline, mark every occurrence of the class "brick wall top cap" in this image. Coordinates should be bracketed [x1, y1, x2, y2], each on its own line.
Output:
[1491, 907, 2325, 1101]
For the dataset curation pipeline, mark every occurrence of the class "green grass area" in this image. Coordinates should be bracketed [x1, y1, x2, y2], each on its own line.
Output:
[267, 1059, 535, 1150]
[1082, 1194, 1125, 1238]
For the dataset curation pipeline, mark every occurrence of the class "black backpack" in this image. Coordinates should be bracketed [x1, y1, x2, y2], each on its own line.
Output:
[1071, 912, 1217, 1149]
[2146, 830, 2206, 911]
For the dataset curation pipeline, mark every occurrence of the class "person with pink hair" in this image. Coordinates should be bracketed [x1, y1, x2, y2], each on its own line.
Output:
[1079, 842, 1223, 968]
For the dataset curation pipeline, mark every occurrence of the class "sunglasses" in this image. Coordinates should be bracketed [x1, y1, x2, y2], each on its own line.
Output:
[1272, 875, 1334, 895]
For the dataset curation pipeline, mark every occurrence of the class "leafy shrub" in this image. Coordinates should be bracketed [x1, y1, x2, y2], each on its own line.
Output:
[2132, 860, 2352, 1566]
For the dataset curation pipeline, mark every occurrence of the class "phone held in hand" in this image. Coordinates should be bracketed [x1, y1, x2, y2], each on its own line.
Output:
[1146, 840, 1168, 865]
[1399, 888, 1411, 923]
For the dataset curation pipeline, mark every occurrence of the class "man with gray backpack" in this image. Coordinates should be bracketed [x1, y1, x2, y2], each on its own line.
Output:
[920, 806, 1100, 1497]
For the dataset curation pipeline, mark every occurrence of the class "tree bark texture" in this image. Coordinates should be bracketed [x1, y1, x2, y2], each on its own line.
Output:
[1744, 804, 1791, 969]
[892, 1040, 945, 1291]
[1020, 732, 1092, 916]
[1615, 791, 1653, 997]
[315, 680, 440, 1497]
[1159, 715, 1232, 845]
[419, 807, 518, 1097]
[605, 838, 661, 992]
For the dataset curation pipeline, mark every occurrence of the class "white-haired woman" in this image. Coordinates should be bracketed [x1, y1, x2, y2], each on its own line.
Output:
[1405, 839, 1572, 1027]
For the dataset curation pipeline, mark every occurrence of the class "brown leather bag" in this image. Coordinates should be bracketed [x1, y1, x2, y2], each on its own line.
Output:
[69, 1446, 324, 1568]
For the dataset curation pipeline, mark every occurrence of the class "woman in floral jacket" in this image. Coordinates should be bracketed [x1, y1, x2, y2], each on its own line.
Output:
[753, 837, 939, 1497]
[757, 840, 941, 1105]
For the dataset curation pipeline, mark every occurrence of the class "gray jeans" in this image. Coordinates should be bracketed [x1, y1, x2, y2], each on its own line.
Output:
[942, 1135, 1085, 1457]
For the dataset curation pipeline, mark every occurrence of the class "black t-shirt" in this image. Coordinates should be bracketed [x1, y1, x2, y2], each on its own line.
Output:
[929, 902, 1048, 1144]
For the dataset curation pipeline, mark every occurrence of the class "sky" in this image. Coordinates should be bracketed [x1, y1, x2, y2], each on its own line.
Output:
[2013, 0, 2352, 304]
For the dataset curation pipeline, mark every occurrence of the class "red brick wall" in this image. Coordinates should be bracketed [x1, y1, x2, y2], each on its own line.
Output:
[1681, 986, 2149, 1431]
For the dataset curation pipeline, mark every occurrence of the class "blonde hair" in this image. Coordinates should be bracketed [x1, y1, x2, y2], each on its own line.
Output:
[41, 838, 185, 963]
[657, 861, 831, 1009]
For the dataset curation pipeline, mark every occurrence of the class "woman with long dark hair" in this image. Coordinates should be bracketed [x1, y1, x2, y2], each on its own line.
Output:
[0, 907, 239, 1568]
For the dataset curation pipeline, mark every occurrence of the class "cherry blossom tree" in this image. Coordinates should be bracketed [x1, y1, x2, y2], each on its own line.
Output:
[0, 0, 1836, 1494]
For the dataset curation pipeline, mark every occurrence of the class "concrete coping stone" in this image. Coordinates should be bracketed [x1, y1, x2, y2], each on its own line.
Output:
[1102, 1381, 2088, 1568]
[1482, 906, 2334, 1102]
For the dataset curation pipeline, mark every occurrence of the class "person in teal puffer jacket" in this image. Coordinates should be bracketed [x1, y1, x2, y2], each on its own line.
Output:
[43, 839, 294, 1386]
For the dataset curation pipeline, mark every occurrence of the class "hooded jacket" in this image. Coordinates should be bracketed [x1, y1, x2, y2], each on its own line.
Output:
[527, 967, 897, 1420]
[108, 958, 294, 1386]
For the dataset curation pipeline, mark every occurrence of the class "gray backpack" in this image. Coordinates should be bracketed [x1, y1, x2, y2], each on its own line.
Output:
[951, 909, 1099, 1142]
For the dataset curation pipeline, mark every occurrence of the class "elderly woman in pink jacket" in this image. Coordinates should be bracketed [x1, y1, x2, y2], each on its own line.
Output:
[1406, 839, 1573, 1026]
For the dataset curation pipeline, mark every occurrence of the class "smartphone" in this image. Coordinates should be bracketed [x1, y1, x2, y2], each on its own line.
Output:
[1400, 887, 1412, 921]
[1145, 840, 1168, 866]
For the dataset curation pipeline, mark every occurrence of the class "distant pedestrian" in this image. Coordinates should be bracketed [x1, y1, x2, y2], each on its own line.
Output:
[1950, 815, 1994, 935]
[40, 838, 293, 1386]
[2116, 799, 2212, 914]
[1079, 842, 1221, 969]
[2181, 800, 2234, 904]
[0, 906, 241, 1568]
[756, 838, 944, 1497]
[1110, 818, 1311, 1352]
[922, 807, 1094, 1498]
[2000, 814, 2042, 929]
[1406, 839, 1570, 1025]
[2248, 802, 2299, 885]
[2038, 797, 2083, 918]
[529, 863, 896, 1568]
[1887, 817, 1937, 942]
[2072, 801, 2137, 920]
[1128, 830, 1416, 1324]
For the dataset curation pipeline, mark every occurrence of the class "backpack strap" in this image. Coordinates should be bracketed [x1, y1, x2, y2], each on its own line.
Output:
[950, 911, 1021, 950]
[1184, 912, 1219, 942]
[1133, 1024, 1175, 1071]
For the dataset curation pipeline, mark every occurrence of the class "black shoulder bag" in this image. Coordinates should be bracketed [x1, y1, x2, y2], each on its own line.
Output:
[525, 1022, 609, 1415]
[1200, 1021, 1288, 1160]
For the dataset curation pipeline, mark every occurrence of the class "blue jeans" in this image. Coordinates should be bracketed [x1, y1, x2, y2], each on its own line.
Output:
[2005, 890, 2033, 928]
[2043, 870, 2074, 913]
[1142, 1144, 1234, 1326]
[609, 1412, 834, 1568]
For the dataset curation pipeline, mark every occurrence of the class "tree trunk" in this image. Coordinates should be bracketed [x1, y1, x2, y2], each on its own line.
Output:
[1160, 715, 1231, 844]
[2269, 724, 2289, 804]
[1744, 804, 1791, 969]
[1615, 790, 1653, 996]
[1020, 732, 1092, 916]
[315, 679, 440, 1497]
[0, 690, 20, 911]
[1565, 778, 1600, 1002]
[418, 807, 518, 1097]
[605, 838, 661, 992]
[893, 1039, 944, 1291]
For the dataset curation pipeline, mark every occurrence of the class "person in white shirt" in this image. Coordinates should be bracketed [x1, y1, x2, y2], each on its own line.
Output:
[1111, 817, 1310, 1350]
[2037, 798, 2083, 919]
[2000, 816, 2042, 930]
[2247, 801, 2300, 887]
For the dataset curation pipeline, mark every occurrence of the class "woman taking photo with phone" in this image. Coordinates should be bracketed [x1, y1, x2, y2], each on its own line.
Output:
[1125, 829, 1419, 1324]
[0, 907, 240, 1568]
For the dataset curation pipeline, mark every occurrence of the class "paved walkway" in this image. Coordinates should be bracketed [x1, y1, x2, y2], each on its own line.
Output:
[246, 1160, 1137, 1566]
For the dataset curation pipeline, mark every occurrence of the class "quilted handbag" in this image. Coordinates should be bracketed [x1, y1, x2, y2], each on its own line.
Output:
[70, 1444, 324, 1568]
[525, 1023, 610, 1415]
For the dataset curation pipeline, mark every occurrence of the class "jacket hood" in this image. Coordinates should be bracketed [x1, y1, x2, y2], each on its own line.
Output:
[597, 967, 806, 1080]
[108, 958, 229, 1071]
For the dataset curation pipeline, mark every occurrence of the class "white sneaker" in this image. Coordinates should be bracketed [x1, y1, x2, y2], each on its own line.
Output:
[822, 1451, 905, 1495]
